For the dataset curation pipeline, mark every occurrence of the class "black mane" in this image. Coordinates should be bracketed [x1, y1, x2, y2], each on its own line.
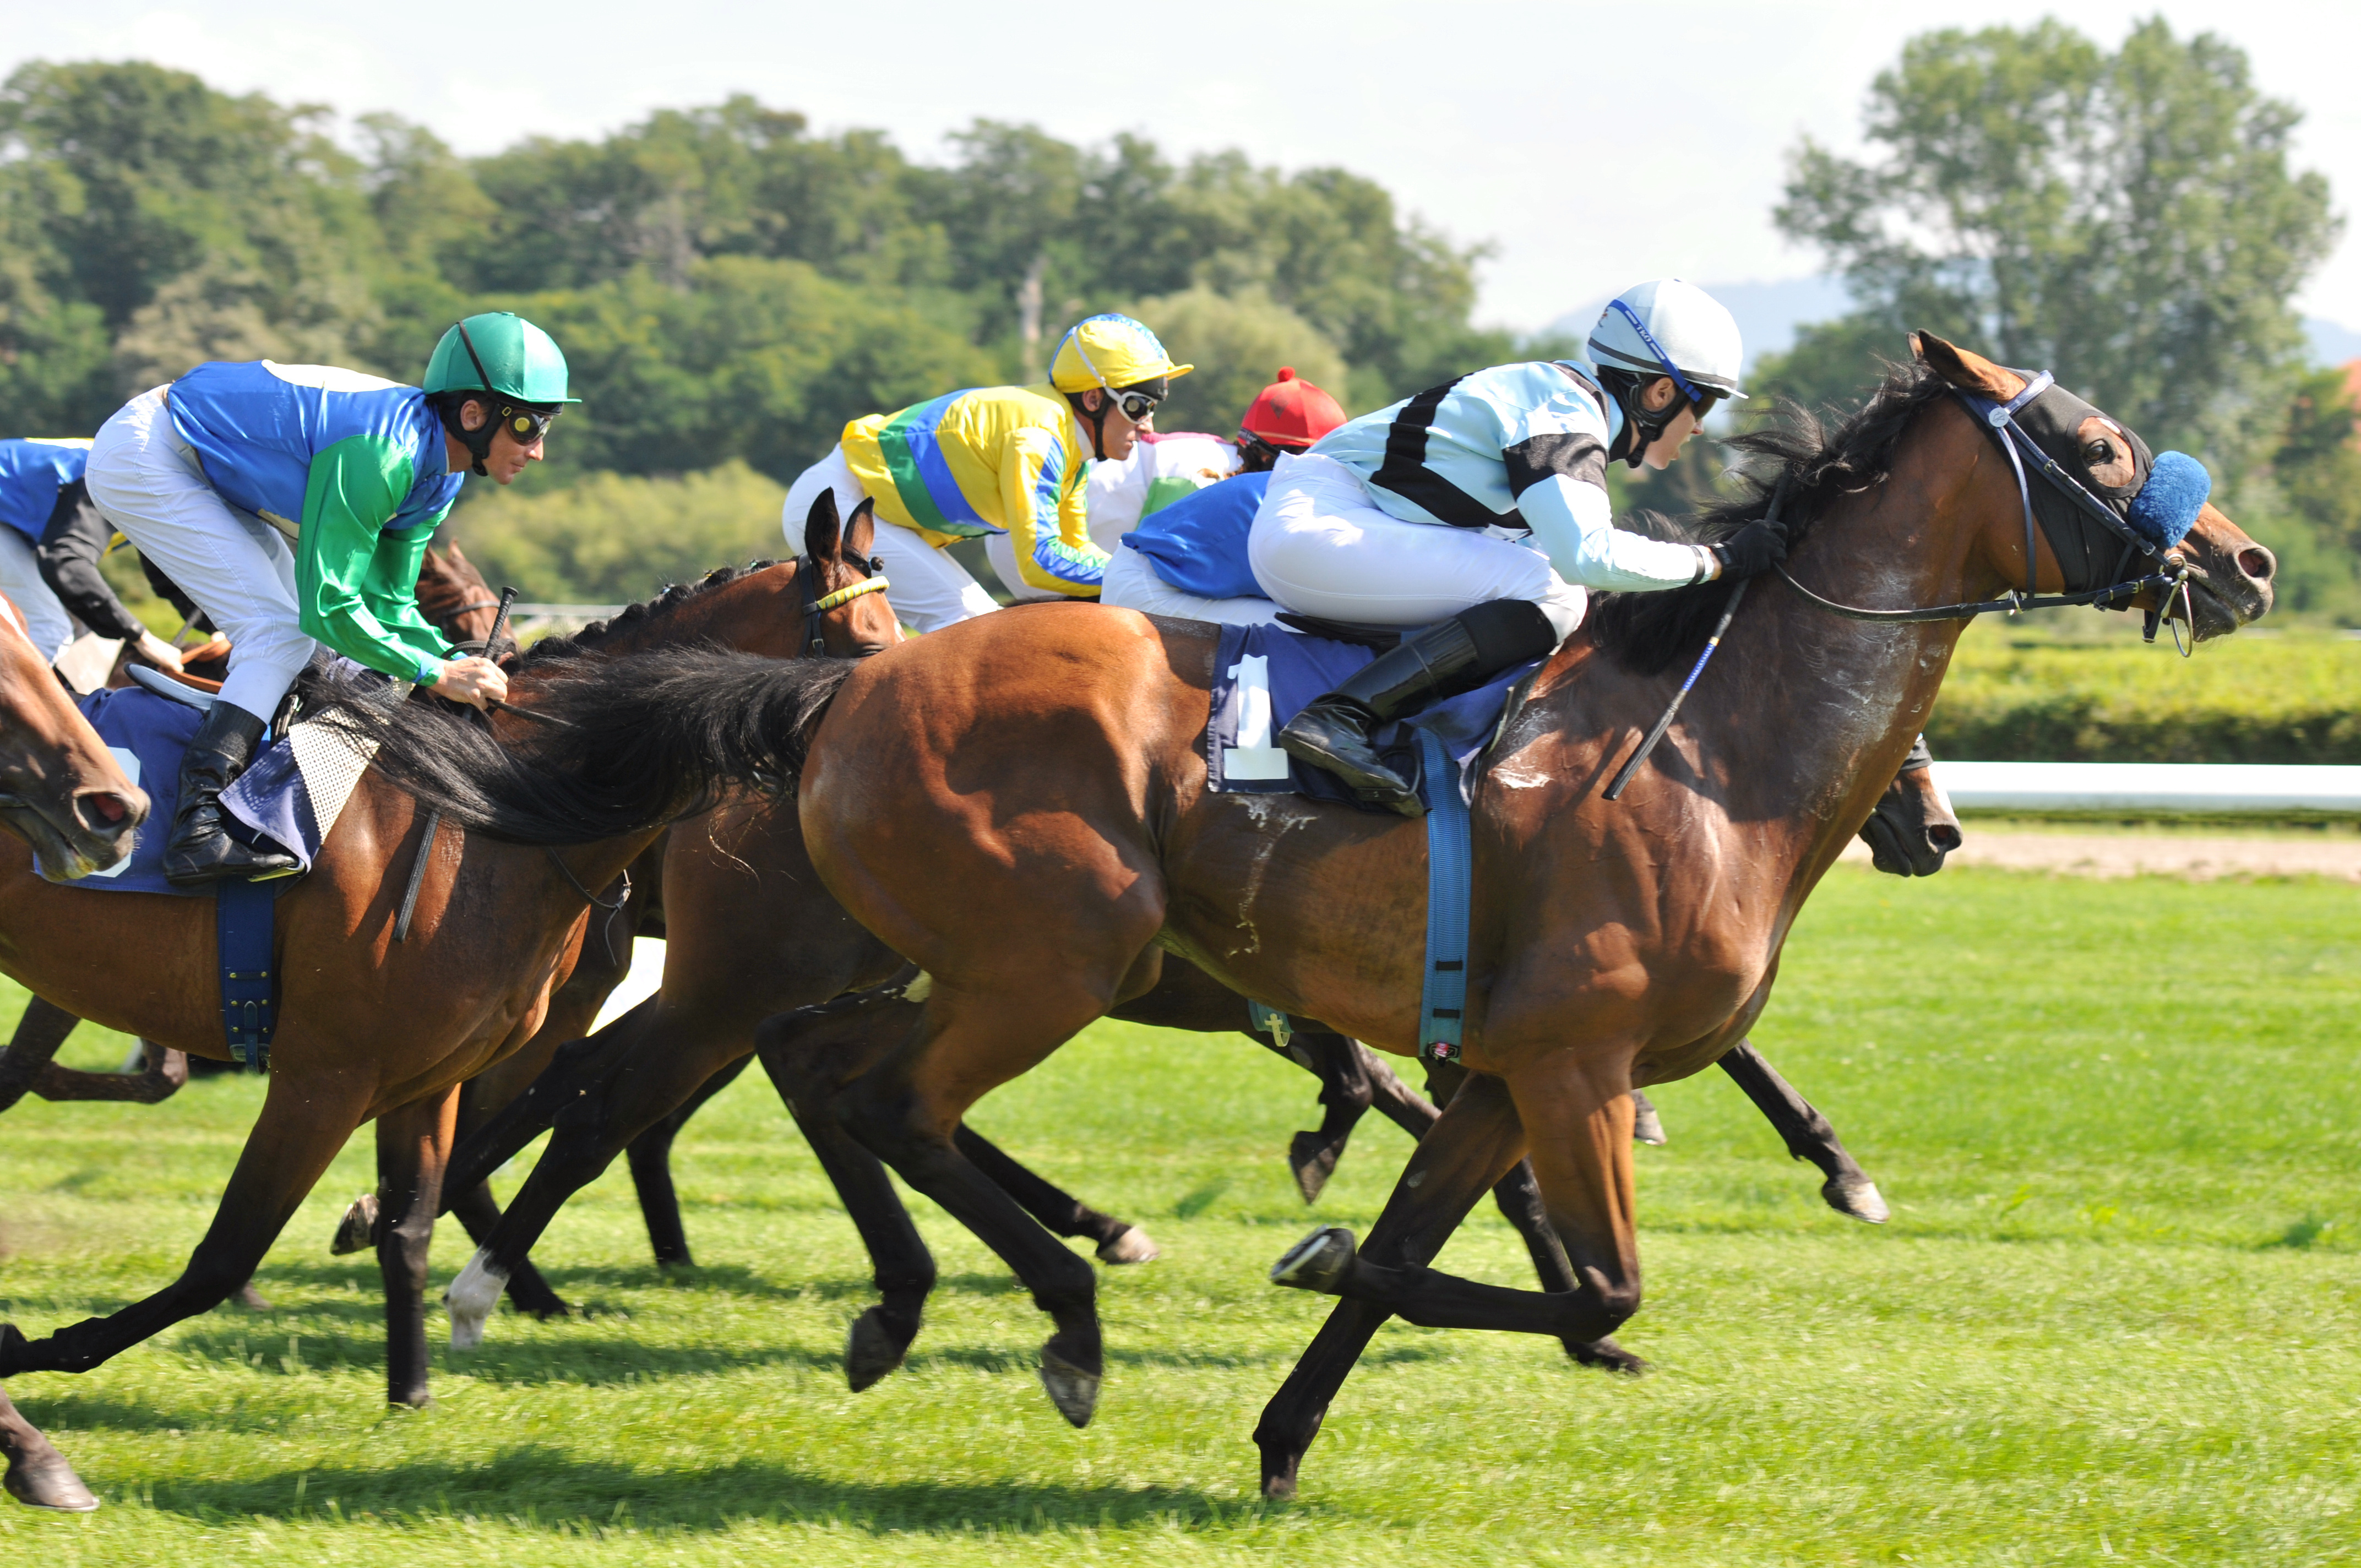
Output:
[1584, 362, 1951, 676]
[504, 560, 784, 674]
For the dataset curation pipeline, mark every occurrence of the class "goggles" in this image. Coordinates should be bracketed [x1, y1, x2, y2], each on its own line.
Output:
[1068, 336, 1165, 422]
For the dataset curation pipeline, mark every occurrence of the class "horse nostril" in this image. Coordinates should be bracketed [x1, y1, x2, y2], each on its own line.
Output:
[78, 791, 134, 830]
[1926, 824, 1962, 852]
[2238, 546, 2275, 582]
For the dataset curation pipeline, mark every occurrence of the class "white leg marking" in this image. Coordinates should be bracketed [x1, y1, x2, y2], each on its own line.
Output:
[444, 1248, 509, 1350]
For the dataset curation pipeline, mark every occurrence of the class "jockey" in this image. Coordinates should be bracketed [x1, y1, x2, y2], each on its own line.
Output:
[85, 311, 573, 883]
[1264, 279, 1788, 814]
[780, 313, 1189, 632]
[1101, 366, 1350, 625]
[0, 439, 187, 676]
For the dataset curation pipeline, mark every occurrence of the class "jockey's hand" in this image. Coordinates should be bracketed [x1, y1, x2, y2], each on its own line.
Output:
[133, 631, 184, 673]
[1711, 511, 1790, 580]
[432, 655, 509, 711]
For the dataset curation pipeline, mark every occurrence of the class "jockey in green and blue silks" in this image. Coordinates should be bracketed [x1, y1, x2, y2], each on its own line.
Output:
[1259, 279, 1792, 815]
[85, 311, 575, 884]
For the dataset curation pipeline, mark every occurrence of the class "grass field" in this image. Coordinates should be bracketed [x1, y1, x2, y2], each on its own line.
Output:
[2, 864, 2357, 1565]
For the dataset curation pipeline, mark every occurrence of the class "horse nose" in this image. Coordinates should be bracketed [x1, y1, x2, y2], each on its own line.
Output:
[1925, 822, 1962, 854]
[74, 787, 147, 837]
[2235, 544, 2275, 587]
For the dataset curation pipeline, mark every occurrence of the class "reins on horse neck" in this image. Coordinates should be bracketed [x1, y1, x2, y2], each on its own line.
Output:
[545, 847, 632, 968]
[1769, 374, 2197, 655]
[1603, 473, 1789, 803]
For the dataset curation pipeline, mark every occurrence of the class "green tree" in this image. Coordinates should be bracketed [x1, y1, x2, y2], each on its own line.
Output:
[1777, 18, 2339, 470]
[449, 459, 790, 605]
[1122, 286, 1353, 432]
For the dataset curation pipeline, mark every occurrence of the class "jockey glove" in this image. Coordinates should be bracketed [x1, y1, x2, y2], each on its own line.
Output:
[1711, 512, 1789, 580]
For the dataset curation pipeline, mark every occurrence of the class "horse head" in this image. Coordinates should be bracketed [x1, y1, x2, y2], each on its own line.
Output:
[416, 541, 505, 652]
[1912, 332, 2274, 640]
[0, 595, 146, 880]
[797, 490, 901, 658]
[1854, 741, 1961, 877]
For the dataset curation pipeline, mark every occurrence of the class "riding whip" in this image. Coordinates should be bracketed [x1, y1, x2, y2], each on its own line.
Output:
[1603, 473, 1788, 803]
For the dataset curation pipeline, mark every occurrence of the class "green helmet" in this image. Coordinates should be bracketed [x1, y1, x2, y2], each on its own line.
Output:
[422, 312, 578, 405]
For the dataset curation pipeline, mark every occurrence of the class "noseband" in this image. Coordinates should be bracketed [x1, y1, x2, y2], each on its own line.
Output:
[796, 553, 891, 658]
[1774, 371, 2195, 654]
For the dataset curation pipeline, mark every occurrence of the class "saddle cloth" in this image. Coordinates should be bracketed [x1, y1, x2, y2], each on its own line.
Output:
[1204, 623, 1538, 810]
[64, 684, 378, 895]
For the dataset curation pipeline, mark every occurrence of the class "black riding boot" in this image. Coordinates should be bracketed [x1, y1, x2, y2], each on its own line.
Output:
[161, 702, 300, 886]
[1277, 599, 1560, 816]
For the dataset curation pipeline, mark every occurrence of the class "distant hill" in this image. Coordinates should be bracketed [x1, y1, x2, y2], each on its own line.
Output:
[1548, 277, 2361, 373]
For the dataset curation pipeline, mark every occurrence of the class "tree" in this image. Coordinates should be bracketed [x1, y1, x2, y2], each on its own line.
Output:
[1122, 287, 1353, 432]
[1777, 19, 2339, 470]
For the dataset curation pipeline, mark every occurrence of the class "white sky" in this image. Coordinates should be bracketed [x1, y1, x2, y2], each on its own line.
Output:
[7, 0, 2357, 332]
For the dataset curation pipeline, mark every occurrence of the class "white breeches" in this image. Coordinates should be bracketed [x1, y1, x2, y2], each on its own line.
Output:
[1248, 452, 1587, 639]
[1100, 543, 1282, 628]
[0, 527, 75, 663]
[86, 388, 315, 719]
[782, 444, 1054, 633]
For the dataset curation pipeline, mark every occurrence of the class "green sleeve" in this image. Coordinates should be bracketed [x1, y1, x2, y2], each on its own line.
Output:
[296, 436, 455, 682]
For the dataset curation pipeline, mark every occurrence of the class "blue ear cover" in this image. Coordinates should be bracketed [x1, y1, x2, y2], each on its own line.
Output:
[2125, 450, 2208, 551]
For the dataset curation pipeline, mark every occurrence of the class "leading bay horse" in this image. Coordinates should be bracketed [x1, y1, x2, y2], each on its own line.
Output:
[348, 333, 2272, 1491]
[0, 591, 148, 1511]
[0, 514, 900, 1418]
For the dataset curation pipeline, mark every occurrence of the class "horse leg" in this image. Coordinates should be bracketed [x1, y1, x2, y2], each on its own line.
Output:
[0, 1382, 96, 1512]
[1717, 1039, 1887, 1222]
[1274, 1030, 1376, 1205]
[438, 1000, 662, 1207]
[951, 1124, 1158, 1264]
[443, 1181, 569, 1320]
[625, 1053, 754, 1268]
[0, 1064, 371, 1377]
[0, 996, 80, 1113]
[1629, 1087, 1667, 1146]
[374, 1086, 461, 1406]
[29, 1038, 192, 1105]
[1253, 1067, 1532, 1499]
[752, 1008, 942, 1390]
[833, 977, 1124, 1428]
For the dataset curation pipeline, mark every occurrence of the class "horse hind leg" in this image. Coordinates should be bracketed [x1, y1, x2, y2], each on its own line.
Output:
[0, 1383, 96, 1512]
[1275, 1030, 1375, 1205]
[953, 1123, 1157, 1264]
[375, 1086, 461, 1406]
[627, 1053, 754, 1268]
[0, 996, 81, 1114]
[1718, 1039, 1887, 1222]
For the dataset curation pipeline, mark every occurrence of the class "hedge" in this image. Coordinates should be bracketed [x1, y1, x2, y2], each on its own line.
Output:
[1926, 627, 2361, 763]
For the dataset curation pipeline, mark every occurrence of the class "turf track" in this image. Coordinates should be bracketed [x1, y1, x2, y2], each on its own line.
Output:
[1, 863, 2355, 1564]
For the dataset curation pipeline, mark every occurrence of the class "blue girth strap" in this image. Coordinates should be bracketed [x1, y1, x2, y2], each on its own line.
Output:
[217, 875, 280, 1072]
[1417, 730, 1472, 1064]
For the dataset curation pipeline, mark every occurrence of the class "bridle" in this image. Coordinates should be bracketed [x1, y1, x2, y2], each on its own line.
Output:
[1774, 372, 2196, 654]
[796, 549, 891, 658]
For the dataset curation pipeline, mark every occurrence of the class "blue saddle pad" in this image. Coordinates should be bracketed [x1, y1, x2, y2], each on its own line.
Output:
[66, 687, 323, 895]
[1204, 623, 1538, 810]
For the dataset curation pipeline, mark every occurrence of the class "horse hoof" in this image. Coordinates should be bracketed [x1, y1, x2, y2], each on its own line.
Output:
[1038, 1347, 1101, 1428]
[1287, 1131, 1343, 1204]
[236, 1283, 273, 1311]
[1630, 1101, 1667, 1146]
[4, 1452, 97, 1512]
[1823, 1175, 1890, 1224]
[443, 1250, 509, 1351]
[845, 1308, 912, 1392]
[330, 1193, 378, 1255]
[1564, 1336, 1650, 1376]
[1269, 1226, 1356, 1293]
[1095, 1227, 1160, 1265]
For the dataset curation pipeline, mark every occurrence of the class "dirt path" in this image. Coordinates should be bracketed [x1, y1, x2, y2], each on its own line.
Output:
[1839, 830, 2361, 881]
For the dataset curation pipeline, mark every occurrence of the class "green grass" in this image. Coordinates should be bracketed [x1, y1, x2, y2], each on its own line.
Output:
[3, 865, 2358, 1564]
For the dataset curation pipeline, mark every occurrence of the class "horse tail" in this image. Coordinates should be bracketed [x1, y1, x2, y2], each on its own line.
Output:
[309, 649, 858, 845]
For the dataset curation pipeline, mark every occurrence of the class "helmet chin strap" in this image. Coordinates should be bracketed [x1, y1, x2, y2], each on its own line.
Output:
[1074, 395, 1112, 460]
[458, 404, 496, 477]
[1601, 371, 1677, 469]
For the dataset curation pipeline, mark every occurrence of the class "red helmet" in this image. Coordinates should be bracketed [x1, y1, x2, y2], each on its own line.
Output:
[1241, 367, 1345, 449]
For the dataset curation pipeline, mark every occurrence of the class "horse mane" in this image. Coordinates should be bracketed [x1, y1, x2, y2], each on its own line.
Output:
[504, 560, 784, 674]
[1584, 360, 1951, 676]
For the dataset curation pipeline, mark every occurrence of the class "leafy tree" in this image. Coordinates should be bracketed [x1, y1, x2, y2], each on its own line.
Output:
[1777, 18, 2339, 470]
[449, 459, 790, 605]
[1123, 286, 1353, 433]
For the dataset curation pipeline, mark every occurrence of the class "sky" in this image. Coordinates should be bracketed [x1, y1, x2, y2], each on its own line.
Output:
[7, 0, 2358, 337]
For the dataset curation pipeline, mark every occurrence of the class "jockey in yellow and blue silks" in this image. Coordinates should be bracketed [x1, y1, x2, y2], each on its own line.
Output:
[85, 312, 574, 884]
[782, 314, 1191, 633]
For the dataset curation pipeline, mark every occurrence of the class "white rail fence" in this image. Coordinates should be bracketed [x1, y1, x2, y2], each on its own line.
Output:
[1930, 761, 2361, 816]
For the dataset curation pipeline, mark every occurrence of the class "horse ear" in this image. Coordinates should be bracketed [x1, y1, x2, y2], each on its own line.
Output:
[803, 487, 842, 563]
[844, 496, 876, 563]
[441, 538, 472, 573]
[1911, 330, 2026, 401]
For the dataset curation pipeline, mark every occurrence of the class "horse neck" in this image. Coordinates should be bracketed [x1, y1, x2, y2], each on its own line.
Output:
[531, 565, 808, 672]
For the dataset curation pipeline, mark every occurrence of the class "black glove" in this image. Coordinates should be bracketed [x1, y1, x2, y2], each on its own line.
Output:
[1711, 511, 1789, 579]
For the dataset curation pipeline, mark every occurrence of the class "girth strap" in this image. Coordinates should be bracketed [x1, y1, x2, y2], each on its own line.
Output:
[217, 875, 281, 1072]
[1417, 729, 1473, 1063]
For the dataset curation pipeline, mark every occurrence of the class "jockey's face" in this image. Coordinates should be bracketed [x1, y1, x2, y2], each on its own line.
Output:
[446, 398, 547, 484]
[1079, 388, 1152, 462]
[1636, 376, 1702, 472]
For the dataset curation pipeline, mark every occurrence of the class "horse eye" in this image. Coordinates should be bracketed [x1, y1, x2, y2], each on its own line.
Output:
[2083, 439, 2113, 463]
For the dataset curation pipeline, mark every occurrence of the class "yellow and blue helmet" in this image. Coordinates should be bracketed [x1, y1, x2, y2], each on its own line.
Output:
[1048, 313, 1192, 395]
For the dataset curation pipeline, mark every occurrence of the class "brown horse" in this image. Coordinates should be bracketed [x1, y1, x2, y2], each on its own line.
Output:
[374, 335, 2267, 1489]
[0, 591, 147, 1512]
[0, 511, 900, 1415]
[0, 541, 508, 1113]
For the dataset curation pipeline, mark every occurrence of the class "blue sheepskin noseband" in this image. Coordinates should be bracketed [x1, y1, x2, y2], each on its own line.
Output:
[2126, 450, 2209, 552]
